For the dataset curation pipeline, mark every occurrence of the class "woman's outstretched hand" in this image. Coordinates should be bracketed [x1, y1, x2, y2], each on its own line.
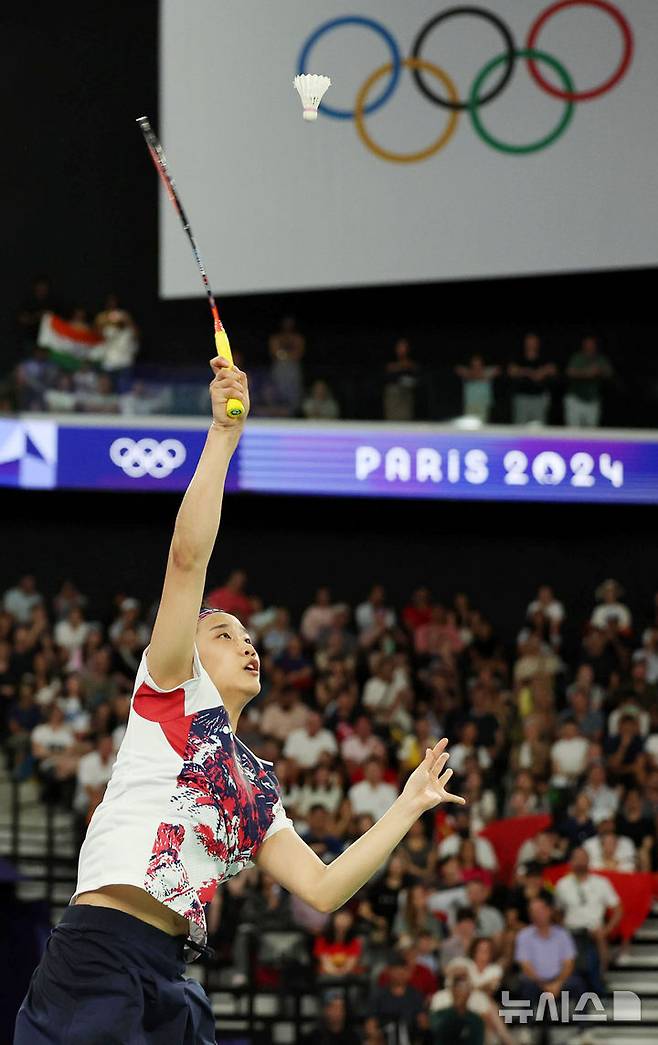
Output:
[209, 356, 250, 429]
[401, 738, 466, 816]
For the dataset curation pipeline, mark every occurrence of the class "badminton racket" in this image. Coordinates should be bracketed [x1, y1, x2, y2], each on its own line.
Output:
[136, 116, 244, 419]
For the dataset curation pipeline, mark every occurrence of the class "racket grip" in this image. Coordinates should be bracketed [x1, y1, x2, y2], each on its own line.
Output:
[214, 329, 245, 419]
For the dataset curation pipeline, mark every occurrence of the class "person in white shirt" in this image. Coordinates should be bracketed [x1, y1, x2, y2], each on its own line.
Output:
[550, 720, 589, 787]
[340, 715, 386, 771]
[283, 711, 338, 768]
[584, 763, 620, 822]
[31, 704, 78, 804]
[450, 721, 491, 775]
[554, 847, 622, 989]
[348, 758, 398, 821]
[584, 823, 636, 873]
[3, 574, 43, 624]
[526, 584, 565, 627]
[299, 587, 337, 643]
[362, 655, 408, 724]
[54, 607, 91, 655]
[74, 734, 116, 819]
[590, 578, 632, 633]
[355, 584, 396, 634]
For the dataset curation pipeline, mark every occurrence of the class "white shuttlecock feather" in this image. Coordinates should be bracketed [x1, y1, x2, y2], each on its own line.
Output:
[293, 74, 331, 121]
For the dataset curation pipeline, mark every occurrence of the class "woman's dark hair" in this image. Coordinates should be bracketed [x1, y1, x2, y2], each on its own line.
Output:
[324, 909, 356, 943]
[469, 936, 493, 961]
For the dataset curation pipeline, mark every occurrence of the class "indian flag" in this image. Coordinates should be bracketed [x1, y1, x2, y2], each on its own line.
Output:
[37, 312, 104, 371]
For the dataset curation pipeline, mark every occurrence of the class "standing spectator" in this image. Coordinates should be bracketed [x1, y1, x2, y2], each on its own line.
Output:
[3, 575, 43, 624]
[17, 275, 56, 347]
[205, 569, 252, 621]
[93, 293, 139, 389]
[348, 758, 399, 820]
[454, 354, 501, 423]
[508, 332, 557, 425]
[283, 711, 338, 769]
[554, 847, 621, 993]
[302, 379, 340, 420]
[383, 338, 419, 421]
[564, 334, 613, 427]
[269, 315, 305, 413]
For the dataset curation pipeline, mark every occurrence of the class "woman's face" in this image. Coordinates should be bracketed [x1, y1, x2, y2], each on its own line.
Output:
[474, 939, 491, 965]
[196, 613, 261, 702]
[334, 910, 352, 935]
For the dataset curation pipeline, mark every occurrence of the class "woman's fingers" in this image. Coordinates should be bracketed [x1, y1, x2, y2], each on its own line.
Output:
[437, 768, 467, 804]
[430, 752, 449, 779]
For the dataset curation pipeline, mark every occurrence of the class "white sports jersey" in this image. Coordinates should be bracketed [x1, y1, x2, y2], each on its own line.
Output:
[74, 646, 293, 952]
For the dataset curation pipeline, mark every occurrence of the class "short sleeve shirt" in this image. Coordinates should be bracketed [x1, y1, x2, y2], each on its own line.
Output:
[74, 645, 293, 955]
[515, 925, 576, 981]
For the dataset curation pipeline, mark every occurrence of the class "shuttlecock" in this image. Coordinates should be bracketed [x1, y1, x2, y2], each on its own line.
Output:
[293, 74, 331, 121]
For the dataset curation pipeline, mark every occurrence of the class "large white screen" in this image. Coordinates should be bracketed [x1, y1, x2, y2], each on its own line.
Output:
[160, 0, 658, 297]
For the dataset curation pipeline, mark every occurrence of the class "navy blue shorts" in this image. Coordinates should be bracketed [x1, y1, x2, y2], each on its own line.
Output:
[14, 905, 216, 1044]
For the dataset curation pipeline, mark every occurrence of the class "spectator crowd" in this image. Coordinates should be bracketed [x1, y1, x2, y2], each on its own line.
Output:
[1, 276, 625, 429]
[2, 566, 658, 1042]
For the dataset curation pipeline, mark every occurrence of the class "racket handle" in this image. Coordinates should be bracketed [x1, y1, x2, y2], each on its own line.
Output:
[214, 329, 245, 419]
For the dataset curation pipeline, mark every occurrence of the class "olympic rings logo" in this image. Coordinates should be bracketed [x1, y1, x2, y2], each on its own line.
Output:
[109, 437, 187, 479]
[297, 1, 634, 163]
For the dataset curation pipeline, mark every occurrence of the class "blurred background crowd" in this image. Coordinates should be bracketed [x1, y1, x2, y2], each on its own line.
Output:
[2, 566, 658, 1042]
[0, 275, 636, 429]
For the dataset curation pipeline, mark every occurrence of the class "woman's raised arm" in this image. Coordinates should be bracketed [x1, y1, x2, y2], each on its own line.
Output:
[147, 357, 249, 689]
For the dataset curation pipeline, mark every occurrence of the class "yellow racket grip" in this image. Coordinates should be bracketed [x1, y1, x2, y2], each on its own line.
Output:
[214, 328, 245, 419]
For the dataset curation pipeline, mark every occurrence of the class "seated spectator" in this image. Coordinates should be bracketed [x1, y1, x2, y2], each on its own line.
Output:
[260, 686, 309, 743]
[558, 791, 597, 852]
[554, 847, 622, 994]
[44, 372, 78, 412]
[517, 830, 566, 875]
[273, 758, 302, 818]
[465, 936, 503, 995]
[205, 569, 252, 621]
[340, 715, 386, 776]
[591, 578, 632, 634]
[510, 714, 551, 779]
[464, 879, 504, 945]
[505, 862, 553, 930]
[429, 975, 486, 1045]
[7, 680, 42, 779]
[355, 584, 396, 636]
[399, 820, 436, 881]
[527, 583, 565, 631]
[15, 345, 58, 410]
[441, 906, 478, 969]
[120, 381, 171, 416]
[108, 598, 149, 648]
[450, 721, 491, 775]
[514, 633, 563, 689]
[73, 733, 116, 837]
[584, 762, 620, 822]
[360, 852, 419, 941]
[54, 607, 91, 663]
[615, 787, 654, 867]
[393, 882, 444, 944]
[402, 587, 433, 635]
[300, 587, 337, 644]
[604, 713, 645, 787]
[464, 769, 497, 832]
[302, 379, 340, 420]
[31, 703, 79, 805]
[314, 909, 363, 979]
[383, 338, 419, 421]
[301, 994, 360, 1045]
[300, 805, 343, 862]
[283, 711, 338, 769]
[414, 605, 464, 658]
[362, 654, 408, 726]
[3, 574, 43, 624]
[260, 608, 295, 658]
[427, 856, 467, 925]
[515, 895, 581, 1021]
[508, 332, 557, 426]
[558, 687, 604, 741]
[368, 957, 424, 1039]
[17, 275, 56, 347]
[275, 634, 313, 692]
[52, 580, 87, 622]
[398, 716, 441, 774]
[551, 719, 589, 797]
[454, 353, 501, 422]
[348, 757, 398, 821]
[584, 820, 636, 872]
[437, 962, 514, 1045]
[297, 766, 344, 821]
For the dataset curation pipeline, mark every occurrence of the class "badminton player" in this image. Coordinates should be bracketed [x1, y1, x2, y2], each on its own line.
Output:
[15, 358, 465, 1044]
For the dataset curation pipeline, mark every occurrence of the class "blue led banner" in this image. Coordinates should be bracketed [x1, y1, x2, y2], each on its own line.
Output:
[2, 416, 658, 504]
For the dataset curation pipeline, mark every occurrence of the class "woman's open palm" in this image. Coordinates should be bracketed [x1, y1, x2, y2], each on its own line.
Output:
[402, 738, 466, 813]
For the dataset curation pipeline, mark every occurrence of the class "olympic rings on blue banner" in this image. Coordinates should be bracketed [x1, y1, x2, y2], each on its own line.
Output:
[297, 16, 402, 121]
[296, 2, 634, 162]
